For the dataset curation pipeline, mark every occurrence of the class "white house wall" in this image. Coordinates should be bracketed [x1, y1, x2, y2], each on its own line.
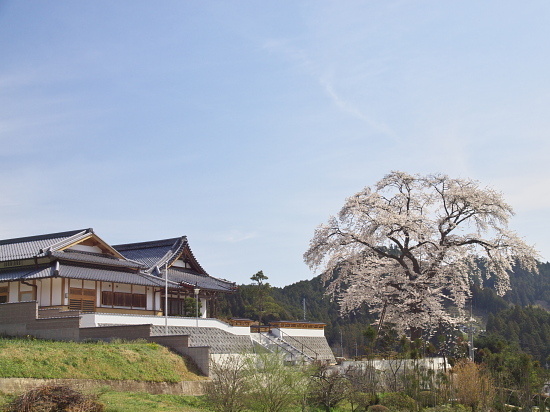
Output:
[200, 298, 207, 318]
[271, 327, 325, 338]
[67, 244, 103, 254]
[83, 280, 95, 289]
[147, 289, 156, 311]
[69, 279, 81, 288]
[115, 283, 132, 293]
[51, 278, 63, 306]
[8, 283, 17, 303]
[19, 282, 33, 302]
[39, 279, 51, 307]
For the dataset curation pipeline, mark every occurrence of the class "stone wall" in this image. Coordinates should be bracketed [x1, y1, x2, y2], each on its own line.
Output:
[0, 378, 208, 396]
[79, 324, 153, 341]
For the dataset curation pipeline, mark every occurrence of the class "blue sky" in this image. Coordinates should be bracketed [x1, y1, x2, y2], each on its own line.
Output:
[1, 1, 549, 287]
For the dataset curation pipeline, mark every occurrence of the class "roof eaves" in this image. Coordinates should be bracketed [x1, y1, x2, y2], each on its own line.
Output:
[165, 236, 188, 267]
[182, 240, 209, 276]
[137, 270, 180, 288]
[144, 237, 187, 273]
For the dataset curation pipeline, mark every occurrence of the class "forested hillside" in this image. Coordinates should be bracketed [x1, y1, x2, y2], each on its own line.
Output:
[220, 261, 550, 359]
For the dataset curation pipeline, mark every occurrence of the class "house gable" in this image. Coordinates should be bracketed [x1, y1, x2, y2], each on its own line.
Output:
[60, 233, 126, 260]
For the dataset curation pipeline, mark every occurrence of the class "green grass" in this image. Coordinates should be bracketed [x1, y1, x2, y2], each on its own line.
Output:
[0, 388, 377, 412]
[0, 337, 204, 382]
[97, 390, 354, 412]
[99, 391, 213, 412]
[0, 389, 213, 412]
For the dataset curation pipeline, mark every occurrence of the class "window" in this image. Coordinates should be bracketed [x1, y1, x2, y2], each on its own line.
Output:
[0, 286, 7, 304]
[101, 291, 146, 308]
[132, 293, 146, 308]
[68, 287, 95, 312]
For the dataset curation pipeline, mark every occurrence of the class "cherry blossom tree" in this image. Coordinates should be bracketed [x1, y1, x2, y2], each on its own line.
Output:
[304, 171, 539, 339]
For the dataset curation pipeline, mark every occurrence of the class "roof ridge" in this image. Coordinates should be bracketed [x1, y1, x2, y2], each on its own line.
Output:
[0, 229, 90, 246]
[113, 237, 184, 250]
[51, 250, 144, 268]
[41, 229, 92, 254]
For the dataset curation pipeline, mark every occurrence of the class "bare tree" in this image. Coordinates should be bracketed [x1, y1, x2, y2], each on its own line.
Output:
[309, 365, 350, 412]
[344, 365, 379, 411]
[206, 354, 251, 412]
[245, 351, 309, 412]
[304, 171, 538, 338]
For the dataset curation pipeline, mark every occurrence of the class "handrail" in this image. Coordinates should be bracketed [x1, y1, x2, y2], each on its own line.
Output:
[268, 332, 314, 362]
[278, 330, 319, 360]
[258, 332, 295, 360]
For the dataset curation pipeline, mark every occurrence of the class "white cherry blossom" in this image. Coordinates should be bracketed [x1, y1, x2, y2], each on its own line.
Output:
[304, 171, 539, 338]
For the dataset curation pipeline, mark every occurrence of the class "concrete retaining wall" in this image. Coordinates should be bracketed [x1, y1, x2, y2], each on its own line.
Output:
[0, 301, 80, 340]
[0, 378, 209, 396]
[150, 335, 209, 376]
[79, 324, 153, 341]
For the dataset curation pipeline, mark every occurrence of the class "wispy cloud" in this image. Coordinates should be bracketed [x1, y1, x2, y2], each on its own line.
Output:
[217, 230, 258, 243]
[262, 36, 400, 143]
[319, 76, 400, 142]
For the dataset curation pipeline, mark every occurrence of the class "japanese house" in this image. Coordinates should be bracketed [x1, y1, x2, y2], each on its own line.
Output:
[0, 228, 236, 317]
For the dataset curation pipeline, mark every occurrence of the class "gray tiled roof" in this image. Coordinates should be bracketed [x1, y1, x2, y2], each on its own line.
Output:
[0, 230, 235, 293]
[58, 264, 176, 287]
[0, 265, 53, 282]
[167, 268, 235, 292]
[0, 229, 90, 261]
[51, 250, 143, 269]
[113, 238, 181, 268]
[0, 264, 175, 288]
[115, 238, 234, 293]
[151, 326, 255, 354]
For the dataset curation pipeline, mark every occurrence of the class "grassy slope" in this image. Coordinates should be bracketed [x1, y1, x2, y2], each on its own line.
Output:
[0, 337, 204, 382]
[0, 390, 215, 412]
[99, 391, 212, 412]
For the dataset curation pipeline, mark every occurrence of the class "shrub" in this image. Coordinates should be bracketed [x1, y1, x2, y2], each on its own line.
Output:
[378, 392, 417, 411]
[5, 385, 104, 412]
[348, 391, 378, 411]
[418, 390, 437, 408]
[452, 360, 495, 412]
[423, 405, 470, 412]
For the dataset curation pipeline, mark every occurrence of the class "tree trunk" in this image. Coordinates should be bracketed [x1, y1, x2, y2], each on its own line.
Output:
[410, 326, 422, 341]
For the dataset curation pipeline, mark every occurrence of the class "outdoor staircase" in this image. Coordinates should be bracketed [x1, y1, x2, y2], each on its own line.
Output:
[250, 332, 315, 363]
